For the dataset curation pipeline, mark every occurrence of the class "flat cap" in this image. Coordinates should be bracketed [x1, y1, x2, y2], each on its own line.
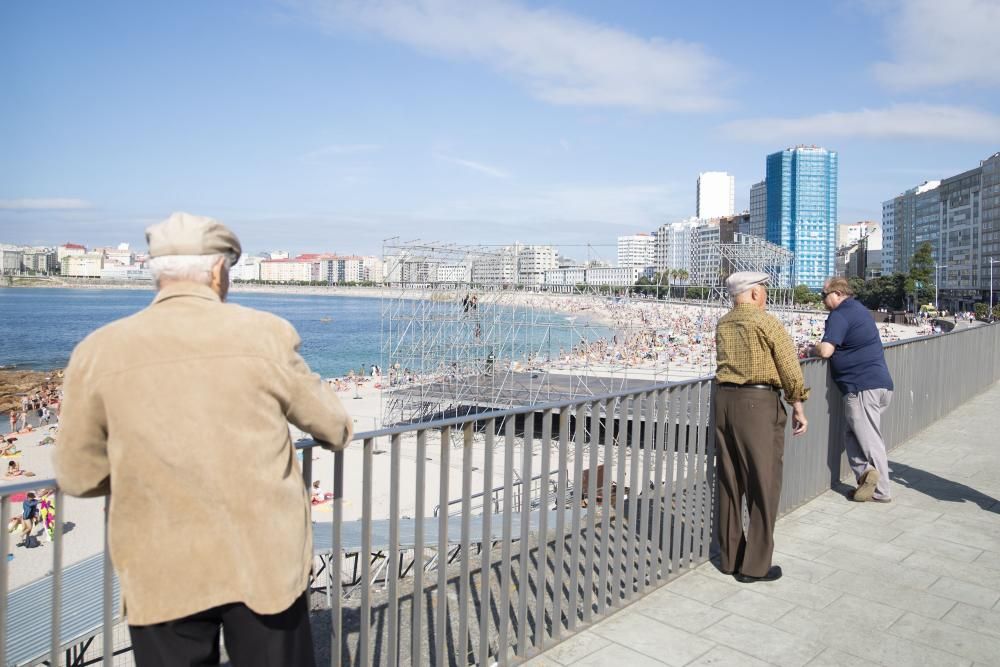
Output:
[145, 212, 241, 265]
[725, 271, 769, 297]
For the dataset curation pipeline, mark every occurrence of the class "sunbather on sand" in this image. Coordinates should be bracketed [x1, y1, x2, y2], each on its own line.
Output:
[5, 460, 35, 478]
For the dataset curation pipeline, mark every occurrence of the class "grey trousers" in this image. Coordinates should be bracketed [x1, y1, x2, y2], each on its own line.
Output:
[844, 388, 893, 500]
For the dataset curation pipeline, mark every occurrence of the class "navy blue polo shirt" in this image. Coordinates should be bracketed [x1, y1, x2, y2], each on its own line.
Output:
[822, 297, 894, 394]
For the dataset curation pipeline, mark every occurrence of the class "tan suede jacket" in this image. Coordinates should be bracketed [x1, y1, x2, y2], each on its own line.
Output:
[56, 283, 353, 625]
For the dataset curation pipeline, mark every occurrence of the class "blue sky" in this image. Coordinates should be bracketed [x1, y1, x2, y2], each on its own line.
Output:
[2, 0, 998, 259]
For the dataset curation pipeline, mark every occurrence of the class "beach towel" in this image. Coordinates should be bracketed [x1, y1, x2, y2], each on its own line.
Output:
[38, 497, 56, 541]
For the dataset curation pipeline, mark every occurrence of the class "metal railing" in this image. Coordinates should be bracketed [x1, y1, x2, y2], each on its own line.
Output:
[3, 323, 999, 666]
[302, 378, 716, 666]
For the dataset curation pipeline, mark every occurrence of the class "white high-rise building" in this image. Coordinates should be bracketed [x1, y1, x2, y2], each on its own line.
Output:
[471, 246, 519, 285]
[517, 245, 558, 286]
[838, 221, 881, 250]
[617, 233, 655, 269]
[654, 219, 700, 280]
[697, 171, 736, 219]
[691, 221, 721, 286]
[230, 255, 263, 281]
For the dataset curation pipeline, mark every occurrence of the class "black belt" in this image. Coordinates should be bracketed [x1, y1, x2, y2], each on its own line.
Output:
[718, 382, 779, 391]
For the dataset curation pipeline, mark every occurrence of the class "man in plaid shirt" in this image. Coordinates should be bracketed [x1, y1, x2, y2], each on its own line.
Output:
[714, 272, 809, 583]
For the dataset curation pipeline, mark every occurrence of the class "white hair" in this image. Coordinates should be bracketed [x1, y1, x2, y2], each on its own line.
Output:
[148, 254, 228, 288]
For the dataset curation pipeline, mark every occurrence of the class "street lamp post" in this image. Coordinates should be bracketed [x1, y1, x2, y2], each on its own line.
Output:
[990, 257, 998, 320]
[934, 263, 948, 314]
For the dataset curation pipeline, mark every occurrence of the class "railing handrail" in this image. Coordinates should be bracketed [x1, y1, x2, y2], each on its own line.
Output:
[0, 477, 59, 496]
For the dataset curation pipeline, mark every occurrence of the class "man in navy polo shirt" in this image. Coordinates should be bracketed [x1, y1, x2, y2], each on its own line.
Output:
[811, 277, 894, 502]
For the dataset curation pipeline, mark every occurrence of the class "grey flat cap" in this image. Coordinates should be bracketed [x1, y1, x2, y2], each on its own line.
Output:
[145, 212, 241, 265]
[726, 271, 770, 297]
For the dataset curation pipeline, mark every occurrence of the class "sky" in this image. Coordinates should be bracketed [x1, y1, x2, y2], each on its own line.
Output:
[2, 0, 999, 260]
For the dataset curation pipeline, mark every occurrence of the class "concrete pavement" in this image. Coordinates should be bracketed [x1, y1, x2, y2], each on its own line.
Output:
[527, 381, 1000, 667]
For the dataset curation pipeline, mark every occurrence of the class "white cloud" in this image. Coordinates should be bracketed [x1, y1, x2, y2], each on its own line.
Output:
[873, 0, 1000, 89]
[433, 153, 510, 178]
[722, 104, 1000, 142]
[0, 198, 92, 210]
[297, 0, 727, 112]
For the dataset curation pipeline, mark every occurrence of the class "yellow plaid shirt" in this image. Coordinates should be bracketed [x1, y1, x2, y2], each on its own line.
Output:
[715, 303, 810, 403]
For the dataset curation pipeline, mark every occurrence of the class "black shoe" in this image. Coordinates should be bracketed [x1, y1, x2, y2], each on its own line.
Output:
[734, 566, 782, 583]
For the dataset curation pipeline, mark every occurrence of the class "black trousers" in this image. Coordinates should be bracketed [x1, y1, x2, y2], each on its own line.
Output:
[714, 385, 787, 578]
[129, 590, 316, 667]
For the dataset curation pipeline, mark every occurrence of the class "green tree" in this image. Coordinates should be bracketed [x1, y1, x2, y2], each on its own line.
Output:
[907, 242, 935, 306]
[793, 284, 820, 305]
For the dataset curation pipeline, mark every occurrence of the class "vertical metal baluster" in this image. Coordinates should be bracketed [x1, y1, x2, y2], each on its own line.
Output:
[671, 385, 689, 568]
[625, 393, 642, 598]
[479, 419, 496, 666]
[669, 388, 684, 575]
[567, 404, 585, 630]
[516, 413, 534, 657]
[498, 417, 515, 666]
[649, 389, 667, 582]
[103, 495, 113, 667]
[687, 383, 705, 563]
[637, 391, 654, 593]
[582, 401, 599, 622]
[0, 493, 9, 667]
[597, 398, 615, 614]
[301, 445, 313, 491]
[551, 407, 570, 640]
[534, 410, 552, 651]
[412, 430, 427, 667]
[49, 489, 65, 667]
[701, 381, 716, 560]
[388, 433, 402, 666]
[331, 450, 344, 667]
[684, 384, 701, 566]
[458, 422, 474, 665]
[359, 438, 374, 667]
[612, 397, 628, 604]
[436, 427, 450, 667]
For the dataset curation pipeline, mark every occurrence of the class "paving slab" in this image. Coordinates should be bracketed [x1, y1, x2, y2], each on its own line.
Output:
[941, 602, 1000, 639]
[888, 611, 1000, 664]
[699, 614, 824, 667]
[589, 612, 716, 666]
[686, 645, 773, 667]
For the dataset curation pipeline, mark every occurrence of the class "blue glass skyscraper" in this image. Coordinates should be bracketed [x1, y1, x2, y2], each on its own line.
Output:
[765, 146, 838, 290]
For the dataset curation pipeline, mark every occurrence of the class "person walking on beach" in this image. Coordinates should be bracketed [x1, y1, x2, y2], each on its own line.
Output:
[56, 212, 354, 667]
[810, 277, 894, 503]
[714, 272, 809, 583]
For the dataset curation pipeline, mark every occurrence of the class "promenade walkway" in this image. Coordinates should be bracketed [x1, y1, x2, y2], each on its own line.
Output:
[527, 381, 1000, 667]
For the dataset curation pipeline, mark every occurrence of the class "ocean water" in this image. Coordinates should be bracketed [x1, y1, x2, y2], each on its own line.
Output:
[0, 288, 382, 378]
[0, 288, 609, 378]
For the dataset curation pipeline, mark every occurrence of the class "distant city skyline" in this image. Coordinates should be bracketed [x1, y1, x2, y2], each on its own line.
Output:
[3, 1, 999, 256]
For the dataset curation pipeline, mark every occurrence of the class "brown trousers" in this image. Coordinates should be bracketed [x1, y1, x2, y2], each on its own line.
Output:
[714, 385, 787, 577]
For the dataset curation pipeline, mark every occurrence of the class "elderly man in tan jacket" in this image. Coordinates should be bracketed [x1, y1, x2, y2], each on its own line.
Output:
[56, 212, 353, 667]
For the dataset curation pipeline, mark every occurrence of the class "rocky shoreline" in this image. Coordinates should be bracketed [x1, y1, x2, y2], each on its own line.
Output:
[0, 369, 62, 414]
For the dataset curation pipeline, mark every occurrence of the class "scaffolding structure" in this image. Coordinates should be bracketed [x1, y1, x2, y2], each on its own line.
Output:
[380, 239, 663, 427]
[706, 233, 796, 309]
